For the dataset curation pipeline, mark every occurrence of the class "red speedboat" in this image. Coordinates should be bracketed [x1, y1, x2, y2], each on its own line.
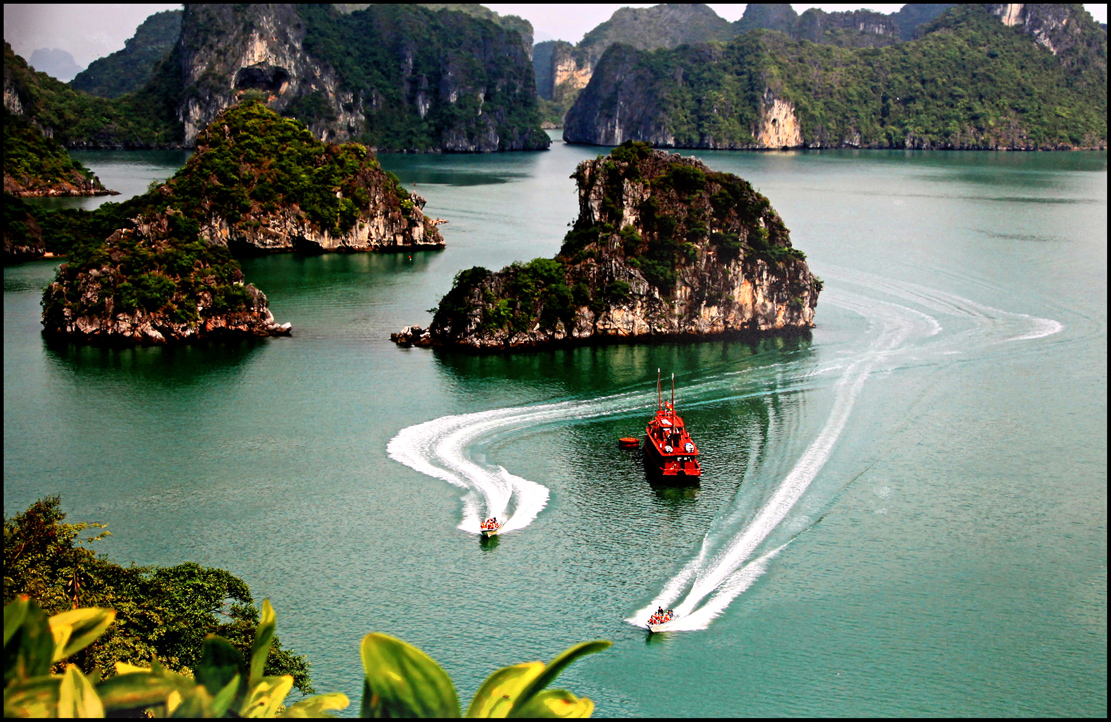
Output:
[479, 517, 501, 537]
[645, 371, 701, 478]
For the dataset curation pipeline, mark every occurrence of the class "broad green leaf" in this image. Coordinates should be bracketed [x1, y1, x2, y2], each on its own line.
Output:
[196, 634, 245, 699]
[240, 675, 294, 718]
[210, 673, 242, 718]
[48, 607, 116, 662]
[57, 664, 105, 718]
[511, 689, 594, 719]
[97, 668, 195, 712]
[4, 597, 29, 648]
[278, 692, 351, 717]
[249, 599, 277, 690]
[506, 641, 609, 718]
[359, 632, 461, 718]
[465, 662, 544, 718]
[168, 684, 215, 718]
[4, 597, 54, 684]
[2, 675, 61, 718]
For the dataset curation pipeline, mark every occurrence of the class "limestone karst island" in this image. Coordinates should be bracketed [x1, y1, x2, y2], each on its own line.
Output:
[395, 142, 821, 350]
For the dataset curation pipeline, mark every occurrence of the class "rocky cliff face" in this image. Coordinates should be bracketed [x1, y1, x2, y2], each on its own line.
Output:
[988, 3, 1108, 74]
[177, 4, 355, 146]
[419, 143, 819, 351]
[176, 4, 547, 152]
[794, 8, 902, 48]
[564, 4, 1107, 151]
[41, 211, 284, 345]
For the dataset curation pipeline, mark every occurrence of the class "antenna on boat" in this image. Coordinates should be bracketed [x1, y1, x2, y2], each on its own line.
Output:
[671, 373, 675, 412]
[657, 369, 662, 411]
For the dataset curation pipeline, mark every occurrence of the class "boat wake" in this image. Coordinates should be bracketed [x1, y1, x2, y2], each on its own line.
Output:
[628, 267, 1064, 630]
[387, 268, 1062, 626]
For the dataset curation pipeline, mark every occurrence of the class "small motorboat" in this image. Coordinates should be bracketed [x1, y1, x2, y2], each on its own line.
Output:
[646, 609, 676, 633]
[618, 437, 640, 449]
[479, 517, 501, 537]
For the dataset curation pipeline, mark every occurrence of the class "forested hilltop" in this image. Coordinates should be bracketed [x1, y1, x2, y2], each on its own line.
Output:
[4, 4, 546, 152]
[564, 3, 1107, 150]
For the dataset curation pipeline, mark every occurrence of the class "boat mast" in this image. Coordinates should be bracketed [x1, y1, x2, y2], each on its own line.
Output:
[657, 369, 662, 412]
[671, 373, 675, 413]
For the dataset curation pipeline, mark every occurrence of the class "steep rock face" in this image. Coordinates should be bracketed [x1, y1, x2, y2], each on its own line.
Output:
[41, 211, 284, 345]
[987, 3, 1108, 74]
[177, 4, 357, 146]
[176, 4, 547, 152]
[794, 8, 902, 48]
[564, 5, 1107, 151]
[421, 144, 819, 351]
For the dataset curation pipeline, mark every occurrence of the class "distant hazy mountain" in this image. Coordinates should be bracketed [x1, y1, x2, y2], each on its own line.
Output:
[70, 9, 182, 99]
[28, 48, 83, 82]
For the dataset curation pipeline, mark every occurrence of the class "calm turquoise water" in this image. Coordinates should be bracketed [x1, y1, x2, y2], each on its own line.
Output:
[4, 136, 1106, 716]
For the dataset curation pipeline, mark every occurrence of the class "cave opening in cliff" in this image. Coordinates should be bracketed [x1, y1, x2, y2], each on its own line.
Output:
[234, 65, 291, 94]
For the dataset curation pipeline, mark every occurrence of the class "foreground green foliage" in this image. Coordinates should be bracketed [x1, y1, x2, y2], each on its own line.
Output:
[4, 595, 609, 717]
[3, 497, 311, 694]
[4, 597, 341, 717]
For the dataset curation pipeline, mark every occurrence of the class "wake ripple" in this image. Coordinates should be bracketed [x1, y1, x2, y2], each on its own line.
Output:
[387, 270, 1062, 629]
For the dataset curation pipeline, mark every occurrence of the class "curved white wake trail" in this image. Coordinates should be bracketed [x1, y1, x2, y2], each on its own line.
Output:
[389, 392, 655, 534]
[629, 290, 918, 630]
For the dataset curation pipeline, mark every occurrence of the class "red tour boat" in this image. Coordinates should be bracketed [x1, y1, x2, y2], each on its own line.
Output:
[645, 371, 701, 478]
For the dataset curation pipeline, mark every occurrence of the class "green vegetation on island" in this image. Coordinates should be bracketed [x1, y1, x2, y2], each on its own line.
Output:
[3, 41, 183, 148]
[2, 110, 112, 196]
[565, 4, 1107, 150]
[4, 498, 610, 718]
[425, 141, 819, 350]
[36, 101, 439, 342]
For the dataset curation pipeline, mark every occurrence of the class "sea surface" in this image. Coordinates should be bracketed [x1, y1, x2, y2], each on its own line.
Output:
[4, 134, 1106, 716]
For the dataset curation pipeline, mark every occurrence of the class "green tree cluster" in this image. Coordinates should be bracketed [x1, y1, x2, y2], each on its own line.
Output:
[40, 210, 258, 334]
[70, 10, 184, 99]
[164, 101, 383, 236]
[3, 497, 311, 694]
[1, 110, 107, 194]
